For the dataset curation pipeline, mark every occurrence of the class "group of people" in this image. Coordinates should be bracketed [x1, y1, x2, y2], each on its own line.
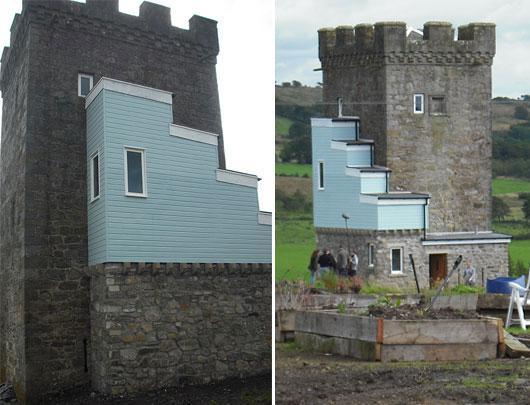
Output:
[308, 247, 358, 286]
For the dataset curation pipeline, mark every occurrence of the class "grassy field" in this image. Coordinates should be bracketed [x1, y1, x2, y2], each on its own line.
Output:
[275, 213, 314, 281]
[492, 177, 530, 195]
[276, 163, 312, 177]
[275, 116, 293, 137]
[509, 239, 530, 267]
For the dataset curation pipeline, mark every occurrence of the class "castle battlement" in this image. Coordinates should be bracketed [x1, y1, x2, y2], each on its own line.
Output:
[1, 0, 219, 90]
[318, 21, 495, 64]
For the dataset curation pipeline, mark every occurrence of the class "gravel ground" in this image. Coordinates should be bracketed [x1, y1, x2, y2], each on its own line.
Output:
[8, 374, 272, 405]
[276, 343, 530, 404]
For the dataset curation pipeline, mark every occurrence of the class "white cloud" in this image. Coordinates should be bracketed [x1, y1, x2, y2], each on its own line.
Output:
[0, 0, 274, 211]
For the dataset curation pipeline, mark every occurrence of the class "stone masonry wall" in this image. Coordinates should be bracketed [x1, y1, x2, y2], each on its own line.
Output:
[317, 228, 508, 290]
[0, 1, 228, 399]
[90, 263, 272, 395]
[319, 22, 495, 233]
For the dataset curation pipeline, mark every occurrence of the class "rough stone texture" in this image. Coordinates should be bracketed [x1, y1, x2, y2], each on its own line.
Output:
[316, 228, 508, 289]
[1, 1, 227, 400]
[89, 263, 271, 395]
[319, 22, 495, 232]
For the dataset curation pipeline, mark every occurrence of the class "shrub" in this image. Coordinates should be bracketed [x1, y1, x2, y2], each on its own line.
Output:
[514, 105, 529, 120]
[492, 196, 510, 221]
[510, 259, 528, 278]
[322, 271, 338, 291]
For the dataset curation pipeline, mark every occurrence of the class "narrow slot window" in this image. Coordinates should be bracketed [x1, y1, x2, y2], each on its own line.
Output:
[368, 244, 375, 267]
[90, 152, 100, 202]
[391, 248, 403, 274]
[124, 147, 147, 197]
[78, 73, 94, 97]
[413, 93, 424, 114]
[318, 160, 325, 190]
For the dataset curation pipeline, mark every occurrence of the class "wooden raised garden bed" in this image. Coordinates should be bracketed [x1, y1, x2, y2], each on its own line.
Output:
[295, 310, 504, 361]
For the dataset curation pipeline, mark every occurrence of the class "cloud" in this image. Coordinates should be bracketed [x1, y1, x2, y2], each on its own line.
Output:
[276, 0, 530, 97]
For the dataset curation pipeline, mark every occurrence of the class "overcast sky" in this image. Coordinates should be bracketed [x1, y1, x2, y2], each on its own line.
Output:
[277, 0, 530, 98]
[0, 0, 274, 211]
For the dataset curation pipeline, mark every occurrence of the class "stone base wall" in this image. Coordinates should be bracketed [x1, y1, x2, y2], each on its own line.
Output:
[89, 262, 271, 395]
[316, 228, 509, 290]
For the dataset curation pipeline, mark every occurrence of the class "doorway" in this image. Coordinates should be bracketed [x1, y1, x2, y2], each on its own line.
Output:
[429, 254, 447, 288]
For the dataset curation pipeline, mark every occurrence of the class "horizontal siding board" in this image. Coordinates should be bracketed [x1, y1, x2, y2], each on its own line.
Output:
[86, 89, 270, 264]
[378, 205, 425, 230]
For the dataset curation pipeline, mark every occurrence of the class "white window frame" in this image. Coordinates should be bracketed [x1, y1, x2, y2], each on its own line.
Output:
[90, 150, 100, 202]
[368, 243, 375, 268]
[124, 146, 147, 197]
[318, 160, 325, 190]
[78, 73, 94, 98]
[413, 93, 424, 114]
[390, 247, 403, 274]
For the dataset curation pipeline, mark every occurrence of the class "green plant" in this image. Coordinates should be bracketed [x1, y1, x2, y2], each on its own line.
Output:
[337, 300, 346, 314]
[322, 271, 338, 291]
[447, 285, 484, 295]
[361, 283, 404, 295]
[509, 258, 528, 278]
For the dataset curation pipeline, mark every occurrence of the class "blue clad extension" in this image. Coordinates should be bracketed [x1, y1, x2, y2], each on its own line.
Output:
[86, 78, 271, 265]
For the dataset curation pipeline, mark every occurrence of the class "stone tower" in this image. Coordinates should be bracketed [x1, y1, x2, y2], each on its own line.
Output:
[318, 22, 495, 233]
[0, 0, 226, 399]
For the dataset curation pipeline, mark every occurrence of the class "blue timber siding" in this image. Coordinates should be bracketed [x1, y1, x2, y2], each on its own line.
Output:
[86, 92, 107, 264]
[312, 119, 427, 231]
[86, 88, 271, 264]
[360, 177, 387, 194]
[312, 125, 378, 229]
[347, 148, 371, 166]
[378, 205, 428, 230]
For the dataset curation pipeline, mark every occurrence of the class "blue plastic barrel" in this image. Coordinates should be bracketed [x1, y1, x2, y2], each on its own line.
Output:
[486, 275, 526, 294]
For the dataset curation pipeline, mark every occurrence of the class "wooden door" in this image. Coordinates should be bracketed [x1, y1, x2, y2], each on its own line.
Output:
[429, 254, 447, 288]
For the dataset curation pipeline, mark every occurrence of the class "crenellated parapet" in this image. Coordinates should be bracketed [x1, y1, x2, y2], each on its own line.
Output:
[318, 21, 495, 67]
[1, 0, 219, 90]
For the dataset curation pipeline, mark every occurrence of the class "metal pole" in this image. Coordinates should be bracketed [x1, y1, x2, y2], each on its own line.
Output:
[409, 254, 420, 294]
[426, 255, 463, 312]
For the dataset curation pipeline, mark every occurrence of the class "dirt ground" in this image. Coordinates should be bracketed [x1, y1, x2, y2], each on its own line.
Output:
[33, 374, 271, 405]
[276, 344, 530, 404]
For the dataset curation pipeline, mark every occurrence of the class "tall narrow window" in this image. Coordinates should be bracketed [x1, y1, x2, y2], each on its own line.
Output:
[124, 147, 147, 197]
[368, 244, 375, 267]
[391, 248, 403, 274]
[90, 152, 100, 201]
[318, 160, 325, 190]
[78, 73, 94, 97]
[413, 93, 424, 114]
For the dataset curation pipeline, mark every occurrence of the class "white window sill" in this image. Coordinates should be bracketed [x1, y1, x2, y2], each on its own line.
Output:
[90, 195, 100, 203]
[390, 272, 406, 278]
[125, 193, 148, 198]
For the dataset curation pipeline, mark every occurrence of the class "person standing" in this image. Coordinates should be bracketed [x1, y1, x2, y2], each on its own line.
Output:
[336, 247, 349, 277]
[308, 249, 321, 287]
[349, 251, 359, 277]
[463, 259, 477, 286]
[318, 249, 336, 277]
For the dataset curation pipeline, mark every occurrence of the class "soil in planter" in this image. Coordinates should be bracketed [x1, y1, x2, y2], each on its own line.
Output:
[367, 304, 480, 320]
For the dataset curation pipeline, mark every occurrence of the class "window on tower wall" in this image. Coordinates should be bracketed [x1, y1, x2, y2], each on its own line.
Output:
[78, 73, 94, 97]
[368, 243, 375, 267]
[430, 95, 447, 115]
[391, 248, 403, 274]
[413, 93, 424, 114]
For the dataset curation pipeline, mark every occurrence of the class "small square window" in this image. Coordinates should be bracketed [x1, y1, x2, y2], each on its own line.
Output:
[318, 160, 325, 190]
[430, 95, 446, 115]
[78, 73, 94, 97]
[124, 147, 147, 197]
[413, 93, 424, 114]
[90, 152, 100, 201]
[368, 243, 375, 267]
[391, 248, 403, 274]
